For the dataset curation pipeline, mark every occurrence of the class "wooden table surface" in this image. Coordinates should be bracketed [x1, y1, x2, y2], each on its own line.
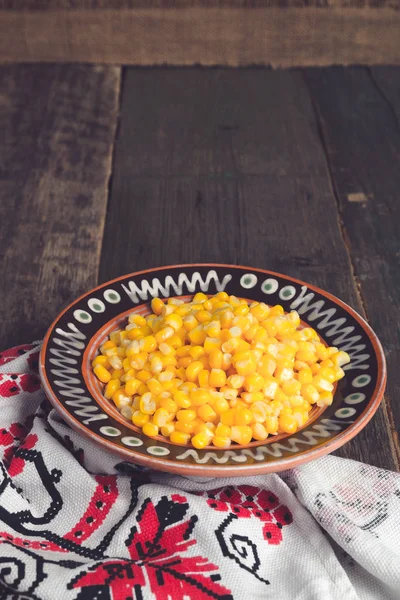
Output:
[1, 64, 399, 472]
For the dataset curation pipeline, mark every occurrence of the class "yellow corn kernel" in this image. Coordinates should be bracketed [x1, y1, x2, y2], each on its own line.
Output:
[163, 313, 183, 332]
[235, 406, 253, 426]
[310, 363, 321, 375]
[209, 369, 227, 388]
[281, 379, 302, 396]
[279, 414, 298, 434]
[176, 345, 191, 358]
[138, 335, 157, 352]
[241, 391, 265, 405]
[174, 391, 192, 408]
[197, 404, 217, 422]
[101, 340, 116, 353]
[142, 422, 159, 438]
[104, 379, 121, 399]
[289, 395, 304, 408]
[301, 383, 320, 404]
[152, 408, 170, 427]
[195, 310, 211, 324]
[93, 364, 111, 383]
[170, 431, 191, 445]
[198, 369, 209, 388]
[230, 425, 252, 445]
[187, 326, 206, 346]
[232, 351, 257, 377]
[132, 410, 150, 427]
[175, 421, 197, 434]
[220, 310, 234, 329]
[212, 396, 229, 415]
[140, 392, 157, 415]
[252, 423, 268, 441]
[189, 388, 210, 406]
[220, 408, 236, 426]
[136, 370, 151, 383]
[161, 423, 175, 437]
[318, 366, 336, 383]
[264, 416, 278, 434]
[177, 356, 192, 369]
[203, 337, 222, 354]
[296, 349, 318, 364]
[151, 298, 164, 315]
[213, 423, 230, 438]
[138, 383, 149, 396]
[331, 351, 351, 367]
[333, 366, 345, 381]
[111, 368, 124, 379]
[191, 432, 210, 449]
[250, 302, 270, 321]
[205, 320, 221, 338]
[155, 327, 174, 345]
[92, 355, 111, 369]
[125, 378, 142, 396]
[212, 436, 231, 448]
[297, 367, 313, 384]
[191, 292, 207, 303]
[243, 373, 264, 393]
[147, 378, 163, 396]
[176, 409, 197, 422]
[199, 355, 210, 370]
[185, 360, 204, 382]
[121, 357, 131, 371]
[159, 397, 178, 413]
[175, 367, 187, 381]
[183, 315, 198, 332]
[317, 391, 334, 407]
[130, 352, 148, 370]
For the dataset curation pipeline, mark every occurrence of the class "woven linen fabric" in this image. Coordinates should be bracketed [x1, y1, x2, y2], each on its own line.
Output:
[0, 342, 399, 600]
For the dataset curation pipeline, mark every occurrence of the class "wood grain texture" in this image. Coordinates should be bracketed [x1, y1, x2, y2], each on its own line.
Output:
[0, 7, 400, 67]
[0, 64, 121, 350]
[100, 67, 398, 470]
[2, 0, 400, 7]
[304, 66, 400, 462]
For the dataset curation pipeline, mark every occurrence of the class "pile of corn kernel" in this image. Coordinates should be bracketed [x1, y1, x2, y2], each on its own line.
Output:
[92, 292, 350, 449]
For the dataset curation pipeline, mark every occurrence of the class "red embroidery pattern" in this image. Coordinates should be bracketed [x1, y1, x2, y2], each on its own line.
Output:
[69, 495, 233, 600]
[64, 475, 118, 544]
[203, 485, 293, 545]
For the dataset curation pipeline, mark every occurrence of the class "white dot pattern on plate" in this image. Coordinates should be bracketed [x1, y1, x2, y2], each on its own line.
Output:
[100, 426, 121, 437]
[352, 374, 372, 388]
[121, 436, 143, 447]
[103, 289, 121, 304]
[279, 285, 296, 300]
[147, 446, 170, 456]
[261, 278, 279, 294]
[73, 309, 92, 324]
[334, 407, 357, 418]
[240, 273, 258, 289]
[344, 392, 366, 405]
[88, 298, 106, 313]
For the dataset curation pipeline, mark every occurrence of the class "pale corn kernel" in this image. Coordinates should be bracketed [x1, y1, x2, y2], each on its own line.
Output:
[313, 375, 334, 393]
[265, 416, 278, 434]
[301, 384, 320, 404]
[227, 374, 245, 389]
[331, 351, 351, 367]
[93, 364, 111, 383]
[161, 423, 175, 437]
[251, 401, 269, 423]
[109, 355, 122, 370]
[150, 357, 163, 375]
[317, 391, 334, 407]
[252, 423, 268, 441]
[263, 379, 278, 399]
[155, 327, 175, 345]
[241, 391, 264, 404]
[221, 387, 238, 401]
[121, 405, 134, 420]
[140, 393, 157, 415]
[243, 373, 264, 393]
[231, 425, 252, 445]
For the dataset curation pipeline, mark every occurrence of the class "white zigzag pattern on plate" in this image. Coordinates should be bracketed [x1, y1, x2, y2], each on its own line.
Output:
[49, 323, 107, 424]
[122, 270, 232, 303]
[176, 419, 347, 463]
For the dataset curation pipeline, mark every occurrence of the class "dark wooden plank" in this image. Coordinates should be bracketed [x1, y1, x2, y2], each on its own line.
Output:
[1, 7, 400, 67]
[304, 66, 400, 465]
[0, 64, 121, 350]
[100, 68, 397, 470]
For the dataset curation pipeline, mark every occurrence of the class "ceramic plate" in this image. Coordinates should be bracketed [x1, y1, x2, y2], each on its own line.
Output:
[39, 264, 386, 477]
